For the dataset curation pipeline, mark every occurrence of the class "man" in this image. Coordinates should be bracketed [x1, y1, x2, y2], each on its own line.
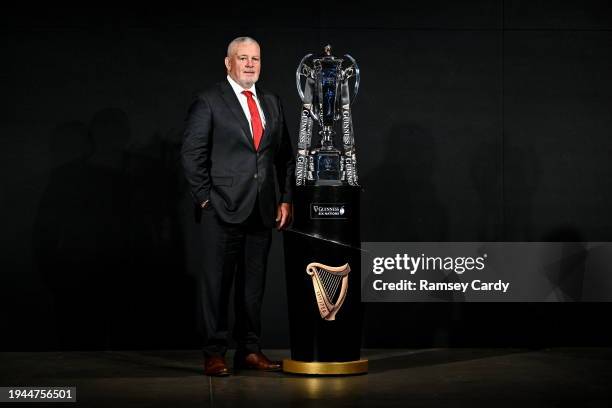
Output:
[181, 37, 294, 376]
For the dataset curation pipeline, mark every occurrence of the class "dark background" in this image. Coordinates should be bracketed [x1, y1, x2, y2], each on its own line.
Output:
[2, 0, 612, 351]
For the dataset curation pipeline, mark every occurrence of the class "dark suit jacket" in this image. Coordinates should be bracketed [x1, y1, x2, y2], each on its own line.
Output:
[181, 80, 295, 228]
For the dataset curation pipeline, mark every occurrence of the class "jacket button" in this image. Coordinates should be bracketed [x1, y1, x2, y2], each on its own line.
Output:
[254, 174, 258, 179]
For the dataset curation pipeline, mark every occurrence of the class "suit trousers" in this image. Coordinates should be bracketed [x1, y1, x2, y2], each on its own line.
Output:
[197, 197, 272, 357]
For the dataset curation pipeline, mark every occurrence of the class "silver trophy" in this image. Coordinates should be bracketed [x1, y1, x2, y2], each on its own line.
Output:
[295, 45, 360, 186]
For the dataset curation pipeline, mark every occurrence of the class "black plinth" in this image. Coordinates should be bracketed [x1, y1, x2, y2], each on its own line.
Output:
[283, 185, 367, 375]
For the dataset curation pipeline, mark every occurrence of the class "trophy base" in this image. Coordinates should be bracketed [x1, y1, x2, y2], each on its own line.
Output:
[282, 359, 368, 376]
[314, 179, 343, 186]
[314, 150, 342, 181]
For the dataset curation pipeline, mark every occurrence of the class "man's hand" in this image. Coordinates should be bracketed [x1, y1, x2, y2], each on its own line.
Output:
[275, 202, 292, 231]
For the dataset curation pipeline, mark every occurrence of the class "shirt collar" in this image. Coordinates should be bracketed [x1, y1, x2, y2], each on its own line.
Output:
[227, 75, 257, 98]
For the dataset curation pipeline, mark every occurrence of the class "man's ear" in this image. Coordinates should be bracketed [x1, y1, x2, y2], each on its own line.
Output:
[224, 57, 231, 71]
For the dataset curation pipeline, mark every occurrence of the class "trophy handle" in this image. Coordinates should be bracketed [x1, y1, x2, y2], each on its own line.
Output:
[295, 53, 313, 102]
[296, 53, 319, 121]
[343, 54, 360, 105]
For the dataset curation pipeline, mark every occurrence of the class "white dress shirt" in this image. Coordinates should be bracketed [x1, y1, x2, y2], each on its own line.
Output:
[226, 75, 266, 137]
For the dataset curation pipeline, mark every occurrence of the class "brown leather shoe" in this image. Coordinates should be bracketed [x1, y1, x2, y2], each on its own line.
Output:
[204, 355, 230, 376]
[234, 351, 281, 371]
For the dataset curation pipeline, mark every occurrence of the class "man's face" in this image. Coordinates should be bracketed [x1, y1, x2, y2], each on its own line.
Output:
[225, 41, 261, 89]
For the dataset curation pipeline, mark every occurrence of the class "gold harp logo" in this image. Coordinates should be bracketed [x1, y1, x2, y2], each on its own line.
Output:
[306, 262, 351, 321]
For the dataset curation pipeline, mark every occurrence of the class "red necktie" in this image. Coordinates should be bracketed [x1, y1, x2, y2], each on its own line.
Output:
[241, 90, 263, 150]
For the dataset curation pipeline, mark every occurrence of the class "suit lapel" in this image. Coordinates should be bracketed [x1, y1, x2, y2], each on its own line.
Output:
[256, 86, 273, 151]
[219, 81, 255, 149]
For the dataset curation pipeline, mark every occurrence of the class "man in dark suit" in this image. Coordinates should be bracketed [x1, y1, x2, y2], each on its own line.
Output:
[181, 36, 294, 376]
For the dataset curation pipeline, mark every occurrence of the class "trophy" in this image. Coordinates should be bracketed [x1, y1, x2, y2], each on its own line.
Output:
[295, 45, 360, 186]
[283, 45, 367, 376]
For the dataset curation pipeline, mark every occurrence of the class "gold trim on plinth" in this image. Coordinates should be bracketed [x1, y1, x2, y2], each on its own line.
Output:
[283, 359, 368, 375]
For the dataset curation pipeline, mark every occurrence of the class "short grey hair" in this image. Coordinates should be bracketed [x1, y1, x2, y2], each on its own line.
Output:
[227, 36, 259, 57]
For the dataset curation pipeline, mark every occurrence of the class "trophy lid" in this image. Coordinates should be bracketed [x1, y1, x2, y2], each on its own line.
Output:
[320, 44, 339, 60]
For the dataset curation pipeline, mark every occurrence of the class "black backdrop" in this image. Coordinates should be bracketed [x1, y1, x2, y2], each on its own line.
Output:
[2, 1, 612, 351]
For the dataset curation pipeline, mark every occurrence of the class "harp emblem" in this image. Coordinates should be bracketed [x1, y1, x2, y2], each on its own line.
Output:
[306, 262, 351, 321]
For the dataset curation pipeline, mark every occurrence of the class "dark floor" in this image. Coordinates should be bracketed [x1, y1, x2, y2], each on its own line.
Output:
[1, 348, 611, 407]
